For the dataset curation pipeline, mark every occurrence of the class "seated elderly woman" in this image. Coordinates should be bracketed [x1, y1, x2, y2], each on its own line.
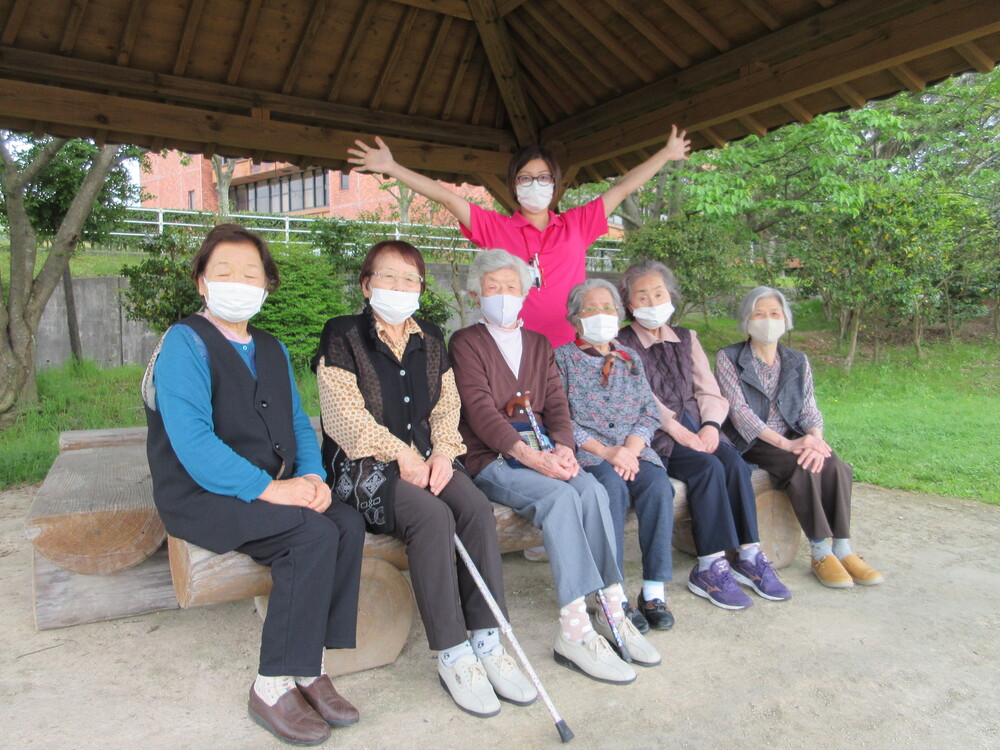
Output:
[553, 279, 677, 632]
[450, 248, 660, 682]
[144, 224, 364, 746]
[616, 260, 791, 610]
[312, 240, 535, 719]
[715, 287, 884, 589]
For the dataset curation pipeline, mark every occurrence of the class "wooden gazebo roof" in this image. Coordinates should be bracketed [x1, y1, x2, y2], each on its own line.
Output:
[0, 0, 998, 200]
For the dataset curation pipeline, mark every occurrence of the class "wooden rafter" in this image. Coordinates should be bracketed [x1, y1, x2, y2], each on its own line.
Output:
[953, 41, 994, 73]
[551, 0, 655, 83]
[889, 63, 925, 92]
[736, 0, 781, 32]
[496, 0, 529, 15]
[226, 0, 265, 86]
[326, 2, 377, 101]
[662, 0, 731, 52]
[738, 114, 767, 136]
[116, 0, 148, 67]
[370, 6, 419, 110]
[473, 171, 515, 212]
[60, 0, 90, 56]
[173, 0, 207, 76]
[781, 98, 814, 124]
[468, 0, 537, 145]
[605, 0, 692, 68]
[386, 0, 472, 20]
[1, 0, 30, 46]
[0, 46, 514, 150]
[440, 32, 479, 121]
[470, 59, 495, 126]
[506, 15, 598, 106]
[407, 15, 454, 115]
[280, 0, 330, 96]
[700, 127, 726, 148]
[833, 82, 867, 108]
[521, 75, 561, 123]
[517, 45, 577, 116]
[520, 2, 621, 92]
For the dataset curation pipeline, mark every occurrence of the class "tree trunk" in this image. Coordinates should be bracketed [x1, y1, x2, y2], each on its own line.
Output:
[912, 314, 924, 358]
[62, 267, 83, 362]
[211, 156, 236, 217]
[448, 258, 469, 328]
[843, 307, 862, 374]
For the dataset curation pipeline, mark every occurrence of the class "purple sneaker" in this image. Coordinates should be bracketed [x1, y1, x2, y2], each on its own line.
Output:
[732, 551, 792, 601]
[687, 558, 753, 610]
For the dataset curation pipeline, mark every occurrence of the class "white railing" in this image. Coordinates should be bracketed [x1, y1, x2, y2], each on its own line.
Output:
[111, 206, 624, 270]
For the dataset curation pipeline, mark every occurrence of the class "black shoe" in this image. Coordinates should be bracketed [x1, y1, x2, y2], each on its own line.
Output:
[638, 592, 675, 630]
[622, 599, 650, 634]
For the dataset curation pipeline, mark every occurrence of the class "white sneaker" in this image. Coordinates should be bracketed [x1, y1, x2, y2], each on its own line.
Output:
[523, 546, 548, 562]
[553, 630, 637, 684]
[437, 654, 501, 718]
[479, 645, 537, 706]
[594, 610, 662, 667]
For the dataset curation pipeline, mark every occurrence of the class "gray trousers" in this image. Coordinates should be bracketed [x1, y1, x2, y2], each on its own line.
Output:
[474, 458, 621, 607]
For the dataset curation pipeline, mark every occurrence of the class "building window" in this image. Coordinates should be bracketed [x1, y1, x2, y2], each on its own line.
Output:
[187, 190, 196, 210]
[340, 171, 350, 190]
[229, 168, 328, 215]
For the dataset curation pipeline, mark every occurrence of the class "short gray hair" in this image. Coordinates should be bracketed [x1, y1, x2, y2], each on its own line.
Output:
[466, 248, 532, 296]
[736, 286, 794, 334]
[618, 260, 682, 320]
[565, 278, 625, 328]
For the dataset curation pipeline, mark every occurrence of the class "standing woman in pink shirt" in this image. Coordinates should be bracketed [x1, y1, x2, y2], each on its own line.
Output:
[347, 128, 691, 348]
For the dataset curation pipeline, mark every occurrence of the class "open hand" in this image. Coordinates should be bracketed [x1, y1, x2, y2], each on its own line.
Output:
[347, 136, 395, 174]
[664, 124, 691, 162]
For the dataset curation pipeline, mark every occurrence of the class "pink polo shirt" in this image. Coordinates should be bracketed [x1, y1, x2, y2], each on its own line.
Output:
[460, 197, 608, 347]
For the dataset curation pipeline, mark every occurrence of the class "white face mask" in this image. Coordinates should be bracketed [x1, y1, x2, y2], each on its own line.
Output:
[369, 287, 420, 326]
[515, 182, 554, 213]
[480, 293, 524, 328]
[632, 301, 675, 330]
[204, 280, 267, 323]
[579, 314, 620, 346]
[747, 318, 786, 344]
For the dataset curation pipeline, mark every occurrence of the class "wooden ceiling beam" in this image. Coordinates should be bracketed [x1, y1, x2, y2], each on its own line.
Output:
[280, 0, 329, 96]
[326, 2, 377, 102]
[1, 0, 30, 46]
[407, 15, 454, 115]
[468, 0, 537, 145]
[226, 0, 265, 86]
[440, 32, 479, 121]
[550, 0, 656, 84]
[0, 78, 510, 176]
[557, 0, 1000, 166]
[473, 171, 516, 213]
[520, 2, 620, 93]
[781, 98, 814, 124]
[385, 0, 473, 21]
[605, 0, 692, 68]
[0, 45, 515, 151]
[173, 0, 207, 77]
[662, 0, 731, 52]
[738, 114, 767, 137]
[60, 0, 90, 56]
[495, 0, 528, 16]
[953, 41, 995, 73]
[469, 59, 496, 126]
[522, 75, 562, 123]
[517, 48, 577, 117]
[370, 6, 419, 110]
[889, 63, 926, 93]
[116, 0, 148, 67]
[700, 127, 726, 148]
[735, 0, 781, 32]
[832, 82, 867, 108]
[506, 15, 597, 107]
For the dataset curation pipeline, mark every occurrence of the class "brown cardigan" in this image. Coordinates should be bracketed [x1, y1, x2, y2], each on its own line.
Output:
[449, 323, 575, 477]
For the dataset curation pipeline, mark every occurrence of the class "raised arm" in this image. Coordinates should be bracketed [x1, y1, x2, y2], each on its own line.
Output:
[347, 136, 472, 228]
[600, 124, 691, 218]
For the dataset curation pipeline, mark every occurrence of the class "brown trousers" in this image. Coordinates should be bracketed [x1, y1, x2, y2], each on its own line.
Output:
[390, 471, 507, 651]
[743, 440, 853, 540]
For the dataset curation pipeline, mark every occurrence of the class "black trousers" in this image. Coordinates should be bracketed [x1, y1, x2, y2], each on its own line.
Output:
[390, 471, 507, 651]
[237, 501, 365, 677]
[743, 440, 852, 540]
[665, 440, 759, 556]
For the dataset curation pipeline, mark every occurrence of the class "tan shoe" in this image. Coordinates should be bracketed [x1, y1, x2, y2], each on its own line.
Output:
[839, 553, 884, 585]
[811, 554, 854, 588]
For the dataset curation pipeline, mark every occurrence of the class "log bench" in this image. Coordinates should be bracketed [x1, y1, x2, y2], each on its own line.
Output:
[27, 425, 802, 676]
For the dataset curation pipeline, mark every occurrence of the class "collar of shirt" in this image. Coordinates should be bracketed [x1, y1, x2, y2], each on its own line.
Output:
[511, 209, 563, 233]
[629, 322, 681, 348]
[374, 316, 423, 358]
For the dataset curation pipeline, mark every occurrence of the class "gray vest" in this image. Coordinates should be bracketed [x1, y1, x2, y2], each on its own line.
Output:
[717, 340, 808, 453]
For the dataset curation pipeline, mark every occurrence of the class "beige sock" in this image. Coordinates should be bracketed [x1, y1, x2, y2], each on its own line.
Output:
[559, 597, 593, 642]
[254, 674, 296, 706]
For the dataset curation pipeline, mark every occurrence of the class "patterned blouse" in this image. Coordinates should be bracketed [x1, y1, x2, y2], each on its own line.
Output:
[714, 346, 823, 443]
[553, 341, 663, 468]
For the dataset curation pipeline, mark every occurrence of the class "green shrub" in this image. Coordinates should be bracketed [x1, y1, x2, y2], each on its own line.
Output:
[119, 229, 202, 333]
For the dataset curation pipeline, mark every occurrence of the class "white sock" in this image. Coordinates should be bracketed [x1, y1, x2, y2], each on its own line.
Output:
[832, 538, 853, 558]
[642, 581, 665, 602]
[738, 543, 761, 562]
[810, 538, 833, 560]
[559, 597, 593, 642]
[698, 551, 725, 571]
[254, 674, 296, 706]
[439, 639, 474, 668]
[471, 628, 501, 658]
[296, 651, 327, 687]
[597, 584, 626, 624]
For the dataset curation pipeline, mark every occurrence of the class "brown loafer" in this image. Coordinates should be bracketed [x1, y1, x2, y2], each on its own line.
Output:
[811, 554, 853, 588]
[248, 684, 330, 746]
[839, 553, 884, 586]
[298, 674, 360, 727]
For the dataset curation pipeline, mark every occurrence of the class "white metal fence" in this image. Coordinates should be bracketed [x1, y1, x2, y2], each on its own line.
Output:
[111, 206, 625, 270]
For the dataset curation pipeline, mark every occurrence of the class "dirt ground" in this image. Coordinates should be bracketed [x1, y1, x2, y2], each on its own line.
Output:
[2, 482, 998, 749]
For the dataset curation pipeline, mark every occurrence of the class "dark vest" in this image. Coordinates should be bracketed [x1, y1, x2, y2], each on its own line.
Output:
[717, 340, 809, 453]
[145, 314, 304, 553]
[617, 324, 699, 457]
[312, 308, 449, 534]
